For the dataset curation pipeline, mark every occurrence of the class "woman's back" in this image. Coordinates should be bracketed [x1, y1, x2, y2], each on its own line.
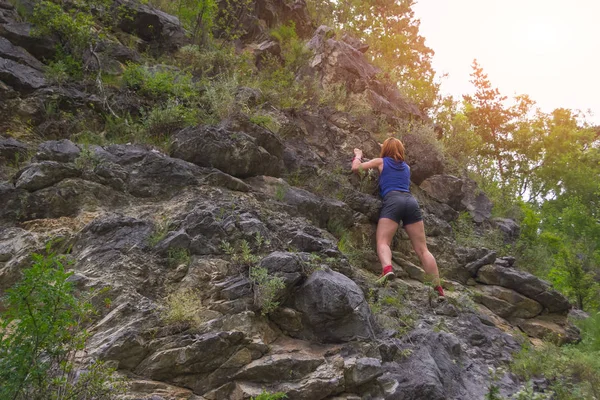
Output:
[379, 157, 410, 198]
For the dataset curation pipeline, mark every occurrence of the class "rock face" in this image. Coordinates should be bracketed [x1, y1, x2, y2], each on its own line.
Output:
[35, 139, 81, 163]
[0, 56, 46, 92]
[0, 136, 28, 162]
[14, 161, 80, 191]
[291, 269, 374, 343]
[477, 264, 571, 313]
[473, 285, 543, 319]
[171, 125, 283, 179]
[0, 2, 582, 399]
[0, 36, 44, 70]
[420, 174, 493, 222]
[307, 25, 425, 120]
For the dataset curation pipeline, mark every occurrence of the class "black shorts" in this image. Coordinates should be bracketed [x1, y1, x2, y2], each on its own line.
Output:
[379, 191, 423, 227]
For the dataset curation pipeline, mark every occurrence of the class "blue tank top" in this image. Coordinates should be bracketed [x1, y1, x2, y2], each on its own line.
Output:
[379, 157, 410, 198]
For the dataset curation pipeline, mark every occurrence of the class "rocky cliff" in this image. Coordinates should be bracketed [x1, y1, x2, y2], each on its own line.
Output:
[0, 1, 580, 399]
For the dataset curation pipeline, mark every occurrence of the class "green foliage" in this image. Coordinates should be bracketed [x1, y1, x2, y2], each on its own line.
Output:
[74, 144, 101, 171]
[249, 266, 286, 315]
[161, 287, 205, 327]
[275, 184, 288, 201]
[149, 218, 171, 246]
[0, 251, 125, 399]
[251, 391, 287, 400]
[167, 247, 191, 267]
[221, 239, 260, 266]
[511, 313, 600, 399]
[451, 212, 507, 255]
[338, 232, 373, 268]
[142, 101, 198, 137]
[31, 1, 97, 54]
[213, 0, 253, 41]
[145, 0, 217, 43]
[123, 63, 198, 101]
[308, 0, 438, 110]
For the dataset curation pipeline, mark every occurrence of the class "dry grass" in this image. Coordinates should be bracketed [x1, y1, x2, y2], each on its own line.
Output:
[19, 212, 99, 233]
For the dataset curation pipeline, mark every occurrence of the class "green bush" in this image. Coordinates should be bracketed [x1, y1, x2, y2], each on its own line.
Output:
[251, 391, 287, 400]
[0, 250, 125, 399]
[249, 266, 285, 315]
[511, 313, 600, 399]
[161, 287, 206, 327]
[143, 101, 198, 136]
[123, 63, 198, 101]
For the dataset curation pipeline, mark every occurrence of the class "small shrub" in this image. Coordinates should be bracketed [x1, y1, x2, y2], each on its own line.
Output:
[167, 247, 191, 267]
[275, 184, 288, 201]
[221, 239, 260, 266]
[149, 218, 171, 246]
[75, 145, 101, 171]
[143, 101, 198, 136]
[162, 287, 205, 327]
[123, 63, 198, 101]
[250, 114, 280, 133]
[0, 250, 126, 399]
[249, 266, 285, 315]
[251, 391, 287, 400]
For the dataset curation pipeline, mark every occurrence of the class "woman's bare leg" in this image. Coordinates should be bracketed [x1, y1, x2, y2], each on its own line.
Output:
[404, 221, 441, 287]
[376, 218, 399, 269]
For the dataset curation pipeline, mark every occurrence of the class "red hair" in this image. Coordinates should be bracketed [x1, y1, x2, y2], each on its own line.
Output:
[380, 138, 405, 161]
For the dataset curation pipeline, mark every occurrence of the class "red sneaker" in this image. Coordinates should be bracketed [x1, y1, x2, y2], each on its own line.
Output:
[434, 285, 445, 299]
[376, 265, 395, 285]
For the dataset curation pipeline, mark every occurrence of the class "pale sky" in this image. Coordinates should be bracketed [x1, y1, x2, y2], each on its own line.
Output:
[413, 0, 600, 124]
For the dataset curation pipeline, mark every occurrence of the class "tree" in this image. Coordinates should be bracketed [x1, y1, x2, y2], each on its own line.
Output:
[0, 250, 125, 399]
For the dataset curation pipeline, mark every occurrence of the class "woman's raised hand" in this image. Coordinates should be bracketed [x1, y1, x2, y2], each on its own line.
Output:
[354, 148, 363, 158]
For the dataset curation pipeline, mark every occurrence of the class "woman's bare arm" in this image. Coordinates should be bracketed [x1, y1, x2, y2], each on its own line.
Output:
[351, 148, 383, 173]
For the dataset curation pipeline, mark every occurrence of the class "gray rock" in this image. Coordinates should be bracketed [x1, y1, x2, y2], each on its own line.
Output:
[220, 113, 284, 159]
[464, 250, 497, 276]
[113, 0, 189, 52]
[402, 134, 445, 185]
[233, 353, 324, 382]
[254, 40, 282, 68]
[171, 125, 283, 179]
[103, 145, 201, 197]
[292, 269, 374, 343]
[477, 264, 571, 313]
[14, 161, 80, 191]
[0, 136, 28, 163]
[492, 218, 520, 243]
[135, 331, 248, 380]
[344, 357, 383, 387]
[35, 139, 80, 163]
[0, 56, 46, 93]
[473, 285, 543, 319]
[0, 22, 56, 59]
[0, 36, 44, 70]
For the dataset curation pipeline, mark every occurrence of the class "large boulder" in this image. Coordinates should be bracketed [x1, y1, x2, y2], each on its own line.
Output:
[14, 161, 80, 191]
[473, 285, 543, 319]
[420, 175, 492, 222]
[172, 126, 283, 179]
[402, 134, 445, 185]
[114, 0, 188, 52]
[0, 56, 46, 92]
[0, 136, 28, 163]
[291, 269, 374, 343]
[476, 264, 571, 313]
[307, 26, 424, 120]
[35, 139, 81, 163]
[0, 22, 57, 59]
[0, 37, 44, 70]
[514, 316, 580, 344]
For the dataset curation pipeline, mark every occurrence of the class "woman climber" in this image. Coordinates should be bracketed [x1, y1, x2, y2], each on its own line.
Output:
[351, 137, 445, 299]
